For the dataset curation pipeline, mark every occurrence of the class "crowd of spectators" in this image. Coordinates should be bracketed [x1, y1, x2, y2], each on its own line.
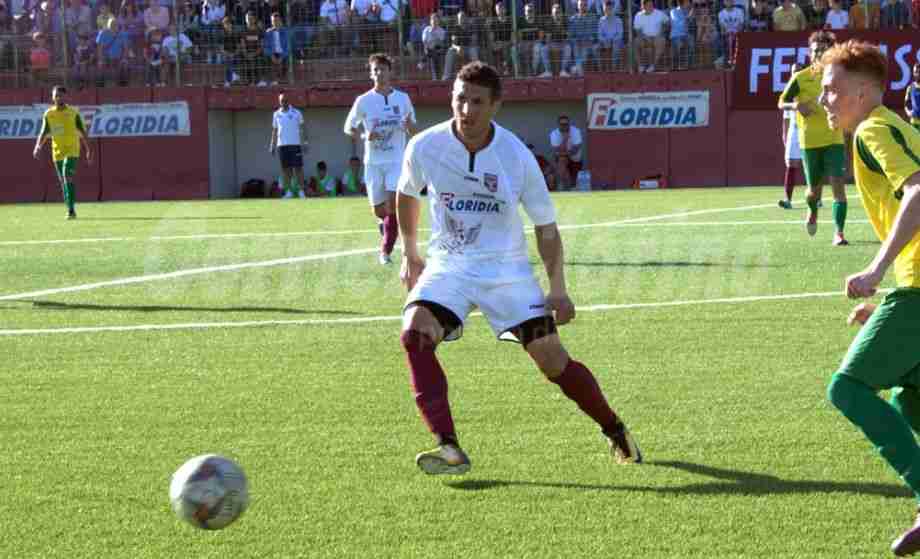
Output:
[0, 0, 918, 87]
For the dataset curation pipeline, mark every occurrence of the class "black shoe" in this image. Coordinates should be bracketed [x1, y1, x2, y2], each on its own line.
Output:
[66, 211, 77, 220]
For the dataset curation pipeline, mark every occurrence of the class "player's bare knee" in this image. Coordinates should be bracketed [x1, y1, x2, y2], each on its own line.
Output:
[526, 336, 569, 378]
[401, 307, 443, 351]
[373, 204, 387, 220]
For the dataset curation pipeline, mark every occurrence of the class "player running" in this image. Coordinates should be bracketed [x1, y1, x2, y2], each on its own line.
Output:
[780, 63, 803, 209]
[396, 61, 641, 475]
[33, 85, 92, 220]
[779, 31, 849, 245]
[345, 53, 418, 265]
[819, 40, 920, 556]
[269, 91, 308, 199]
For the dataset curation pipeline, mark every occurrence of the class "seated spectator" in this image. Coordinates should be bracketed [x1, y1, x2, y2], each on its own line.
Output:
[517, 4, 544, 77]
[341, 156, 366, 195]
[880, 0, 909, 29]
[163, 23, 195, 84]
[143, 1, 168, 33]
[444, 9, 480, 79]
[545, 3, 573, 77]
[748, 0, 773, 30]
[550, 115, 583, 190]
[96, 17, 133, 86]
[263, 11, 289, 84]
[309, 161, 341, 197]
[825, 0, 848, 28]
[633, 0, 667, 73]
[29, 31, 51, 86]
[772, 0, 807, 31]
[421, 11, 446, 79]
[219, 15, 240, 85]
[718, 0, 744, 68]
[487, 1, 514, 75]
[528, 143, 557, 191]
[669, 0, 692, 70]
[404, 16, 424, 57]
[848, 0, 880, 28]
[317, 0, 348, 57]
[692, 0, 718, 68]
[145, 27, 166, 85]
[568, 0, 599, 76]
[72, 32, 95, 88]
[239, 11, 266, 85]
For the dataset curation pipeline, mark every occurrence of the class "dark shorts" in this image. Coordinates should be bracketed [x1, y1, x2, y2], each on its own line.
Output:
[406, 300, 557, 348]
[278, 145, 303, 169]
[802, 144, 845, 187]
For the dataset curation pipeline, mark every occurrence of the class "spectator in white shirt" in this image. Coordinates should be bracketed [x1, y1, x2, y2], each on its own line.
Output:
[318, 0, 348, 56]
[717, 1, 744, 67]
[597, 1, 624, 71]
[825, 0, 849, 28]
[632, 0, 668, 73]
[162, 23, 195, 84]
[422, 12, 447, 79]
[550, 115, 583, 190]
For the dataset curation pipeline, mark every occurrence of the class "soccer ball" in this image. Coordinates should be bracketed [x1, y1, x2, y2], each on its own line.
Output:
[169, 454, 249, 530]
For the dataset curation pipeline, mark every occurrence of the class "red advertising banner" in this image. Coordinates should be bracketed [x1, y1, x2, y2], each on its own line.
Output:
[733, 31, 919, 109]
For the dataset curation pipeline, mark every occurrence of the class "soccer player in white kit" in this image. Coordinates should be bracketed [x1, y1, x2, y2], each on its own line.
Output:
[396, 62, 641, 475]
[780, 63, 802, 210]
[269, 92, 308, 199]
[345, 53, 418, 265]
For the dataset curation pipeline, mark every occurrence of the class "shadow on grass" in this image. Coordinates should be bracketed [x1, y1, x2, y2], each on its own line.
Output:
[30, 300, 359, 315]
[446, 460, 910, 499]
[75, 217, 264, 221]
[532, 261, 785, 269]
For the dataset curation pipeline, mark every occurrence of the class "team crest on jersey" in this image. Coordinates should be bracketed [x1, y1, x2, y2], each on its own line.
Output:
[393, 105, 400, 116]
[483, 173, 498, 193]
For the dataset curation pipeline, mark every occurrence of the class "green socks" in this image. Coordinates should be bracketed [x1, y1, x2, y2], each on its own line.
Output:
[828, 373, 920, 502]
[832, 201, 847, 233]
[62, 181, 75, 213]
[806, 195, 819, 215]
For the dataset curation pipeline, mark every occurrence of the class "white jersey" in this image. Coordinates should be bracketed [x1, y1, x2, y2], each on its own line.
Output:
[273, 107, 304, 146]
[344, 88, 416, 165]
[718, 7, 745, 33]
[398, 120, 556, 278]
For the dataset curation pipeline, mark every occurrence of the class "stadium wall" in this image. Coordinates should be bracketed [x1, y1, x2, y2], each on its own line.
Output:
[1, 73, 794, 203]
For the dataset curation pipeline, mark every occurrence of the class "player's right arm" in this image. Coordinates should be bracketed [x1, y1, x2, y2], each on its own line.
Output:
[33, 114, 49, 159]
[269, 113, 278, 154]
[344, 97, 364, 142]
[397, 139, 426, 291]
[778, 72, 811, 115]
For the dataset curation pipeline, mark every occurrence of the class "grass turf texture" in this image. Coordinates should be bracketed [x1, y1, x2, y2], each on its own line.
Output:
[0, 186, 909, 558]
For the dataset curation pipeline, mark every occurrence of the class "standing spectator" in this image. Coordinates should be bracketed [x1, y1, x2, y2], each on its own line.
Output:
[144, 28, 166, 85]
[264, 11, 289, 84]
[421, 11, 446, 79]
[633, 0, 667, 73]
[545, 3, 573, 77]
[669, 0, 693, 70]
[270, 91, 308, 198]
[341, 155, 366, 195]
[118, 3, 146, 52]
[163, 22, 195, 84]
[309, 161, 341, 196]
[568, 0, 599, 76]
[198, 0, 226, 63]
[31, 0, 52, 35]
[880, 0, 909, 28]
[825, 0, 848, 28]
[219, 15, 240, 84]
[550, 114, 583, 190]
[29, 31, 51, 85]
[65, 0, 93, 43]
[529, 142, 557, 191]
[597, 0, 624, 72]
[517, 3, 542, 77]
[693, 0, 718, 68]
[718, 0, 743, 68]
[772, 0, 806, 30]
[317, 0, 348, 57]
[143, 2, 169, 33]
[806, 0, 829, 28]
[72, 32, 95, 87]
[748, 0, 773, 30]
[239, 11, 266, 85]
[848, 0, 880, 28]
[487, 1, 514, 75]
[96, 17, 133, 86]
[444, 9, 479, 79]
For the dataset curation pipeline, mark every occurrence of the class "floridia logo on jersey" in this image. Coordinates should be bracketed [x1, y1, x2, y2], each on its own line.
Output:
[439, 192, 504, 214]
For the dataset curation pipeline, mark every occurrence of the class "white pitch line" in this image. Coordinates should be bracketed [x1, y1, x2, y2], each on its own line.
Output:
[0, 246, 381, 302]
[0, 288, 888, 337]
[558, 203, 776, 230]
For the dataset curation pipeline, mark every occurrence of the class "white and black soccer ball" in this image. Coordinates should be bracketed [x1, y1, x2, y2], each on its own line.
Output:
[169, 454, 249, 530]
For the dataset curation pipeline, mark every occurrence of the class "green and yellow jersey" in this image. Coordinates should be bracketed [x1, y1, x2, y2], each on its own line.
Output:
[779, 66, 845, 149]
[854, 105, 920, 287]
[41, 105, 86, 162]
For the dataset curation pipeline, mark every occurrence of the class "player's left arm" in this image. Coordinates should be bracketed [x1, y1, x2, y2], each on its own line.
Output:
[76, 113, 92, 162]
[269, 120, 278, 154]
[847, 176, 920, 298]
[404, 102, 418, 137]
[299, 113, 308, 152]
[33, 115, 49, 159]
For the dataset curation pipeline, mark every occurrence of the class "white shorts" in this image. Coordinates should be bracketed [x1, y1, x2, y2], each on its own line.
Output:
[404, 266, 550, 343]
[365, 161, 401, 207]
[785, 126, 801, 164]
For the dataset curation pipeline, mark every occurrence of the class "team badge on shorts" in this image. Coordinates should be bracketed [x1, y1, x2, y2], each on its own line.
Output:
[484, 173, 498, 193]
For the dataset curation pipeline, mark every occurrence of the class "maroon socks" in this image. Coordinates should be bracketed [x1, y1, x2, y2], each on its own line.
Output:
[401, 330, 456, 445]
[382, 214, 399, 256]
[784, 167, 797, 201]
[550, 359, 620, 432]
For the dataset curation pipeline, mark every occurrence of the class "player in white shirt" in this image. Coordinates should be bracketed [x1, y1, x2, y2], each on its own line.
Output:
[269, 92, 308, 199]
[345, 53, 418, 264]
[396, 61, 641, 475]
[780, 65, 802, 209]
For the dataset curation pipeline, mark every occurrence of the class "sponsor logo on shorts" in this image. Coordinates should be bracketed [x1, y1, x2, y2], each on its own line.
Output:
[529, 304, 546, 310]
[484, 173, 498, 193]
[464, 175, 480, 183]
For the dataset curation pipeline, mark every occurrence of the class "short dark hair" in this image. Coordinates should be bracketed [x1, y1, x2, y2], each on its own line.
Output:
[456, 61, 502, 101]
[349, 156, 361, 163]
[558, 114, 570, 122]
[368, 52, 393, 69]
[808, 30, 836, 48]
[52, 85, 66, 95]
[317, 161, 327, 170]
